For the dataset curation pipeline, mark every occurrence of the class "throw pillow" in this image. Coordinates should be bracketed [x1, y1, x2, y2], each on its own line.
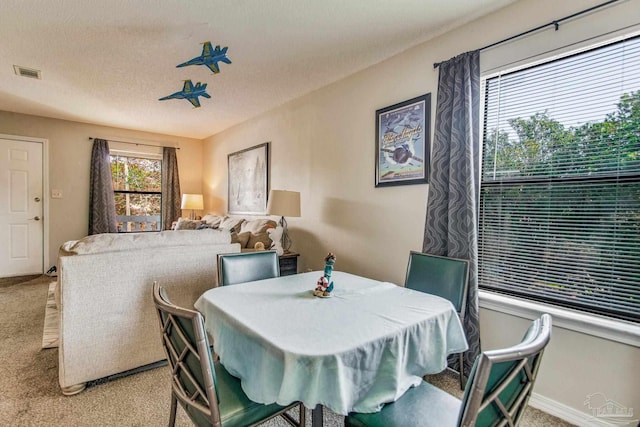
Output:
[201, 214, 223, 228]
[247, 231, 272, 249]
[196, 223, 216, 230]
[219, 216, 246, 232]
[230, 230, 251, 248]
[267, 226, 284, 255]
[240, 219, 278, 249]
[240, 218, 278, 234]
[175, 218, 202, 230]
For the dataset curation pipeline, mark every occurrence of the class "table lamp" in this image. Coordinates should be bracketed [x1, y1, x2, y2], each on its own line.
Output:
[181, 194, 204, 220]
[267, 190, 301, 252]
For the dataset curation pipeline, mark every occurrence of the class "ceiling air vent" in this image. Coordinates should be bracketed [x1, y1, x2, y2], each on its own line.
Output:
[13, 65, 42, 79]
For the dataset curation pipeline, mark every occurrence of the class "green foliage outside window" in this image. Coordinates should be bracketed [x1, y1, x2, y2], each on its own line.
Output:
[480, 90, 640, 321]
[484, 91, 640, 178]
[110, 155, 162, 232]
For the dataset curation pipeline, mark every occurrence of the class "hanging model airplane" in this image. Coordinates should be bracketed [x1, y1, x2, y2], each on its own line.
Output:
[158, 80, 210, 108]
[177, 41, 231, 74]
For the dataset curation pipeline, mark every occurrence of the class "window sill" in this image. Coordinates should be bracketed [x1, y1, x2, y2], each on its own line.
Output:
[479, 290, 640, 348]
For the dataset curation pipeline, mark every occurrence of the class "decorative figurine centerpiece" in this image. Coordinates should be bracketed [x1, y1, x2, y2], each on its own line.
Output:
[314, 252, 336, 298]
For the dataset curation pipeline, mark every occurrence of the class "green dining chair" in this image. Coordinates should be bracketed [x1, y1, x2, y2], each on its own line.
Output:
[217, 251, 280, 286]
[152, 282, 304, 427]
[404, 251, 470, 388]
[345, 313, 552, 427]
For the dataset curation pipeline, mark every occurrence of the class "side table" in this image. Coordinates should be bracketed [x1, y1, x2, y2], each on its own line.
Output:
[279, 252, 299, 276]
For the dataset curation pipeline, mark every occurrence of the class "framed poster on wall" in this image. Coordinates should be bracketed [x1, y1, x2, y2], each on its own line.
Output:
[375, 93, 431, 187]
[227, 142, 270, 215]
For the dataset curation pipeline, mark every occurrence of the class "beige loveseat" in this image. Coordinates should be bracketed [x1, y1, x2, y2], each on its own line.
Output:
[56, 229, 240, 395]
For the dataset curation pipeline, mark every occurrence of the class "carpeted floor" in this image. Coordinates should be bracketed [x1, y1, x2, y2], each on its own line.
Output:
[0, 274, 574, 426]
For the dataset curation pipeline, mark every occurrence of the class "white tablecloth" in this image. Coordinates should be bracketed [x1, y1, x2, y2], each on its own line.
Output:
[194, 271, 468, 415]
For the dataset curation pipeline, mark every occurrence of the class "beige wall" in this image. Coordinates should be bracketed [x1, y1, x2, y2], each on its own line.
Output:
[481, 309, 639, 422]
[0, 111, 203, 266]
[203, 0, 640, 422]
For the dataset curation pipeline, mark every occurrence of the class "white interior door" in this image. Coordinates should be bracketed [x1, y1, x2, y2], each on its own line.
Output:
[0, 138, 43, 277]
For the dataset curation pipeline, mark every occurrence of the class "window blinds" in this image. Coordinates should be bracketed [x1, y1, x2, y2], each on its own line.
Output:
[479, 35, 640, 322]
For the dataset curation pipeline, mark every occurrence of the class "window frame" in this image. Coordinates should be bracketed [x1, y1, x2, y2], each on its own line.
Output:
[110, 150, 163, 233]
[478, 35, 640, 323]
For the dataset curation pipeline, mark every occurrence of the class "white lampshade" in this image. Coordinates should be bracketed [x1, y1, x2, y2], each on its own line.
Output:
[267, 190, 301, 217]
[181, 194, 204, 210]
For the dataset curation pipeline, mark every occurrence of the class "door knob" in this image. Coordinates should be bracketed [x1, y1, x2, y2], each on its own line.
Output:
[34, 197, 41, 202]
[31, 216, 40, 221]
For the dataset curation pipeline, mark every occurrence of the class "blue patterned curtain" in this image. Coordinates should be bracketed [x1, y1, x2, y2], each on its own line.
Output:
[423, 50, 480, 382]
[161, 147, 181, 230]
[88, 138, 118, 235]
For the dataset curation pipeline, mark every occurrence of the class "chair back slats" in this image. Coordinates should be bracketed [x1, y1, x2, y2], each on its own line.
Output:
[404, 251, 470, 316]
[458, 313, 552, 427]
[218, 251, 280, 286]
[344, 314, 551, 427]
[153, 283, 222, 427]
[476, 358, 531, 424]
[153, 282, 306, 427]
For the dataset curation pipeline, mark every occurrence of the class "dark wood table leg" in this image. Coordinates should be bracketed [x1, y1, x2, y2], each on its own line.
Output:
[311, 404, 323, 427]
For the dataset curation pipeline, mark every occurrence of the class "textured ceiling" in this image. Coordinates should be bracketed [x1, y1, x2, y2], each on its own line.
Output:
[0, 0, 515, 139]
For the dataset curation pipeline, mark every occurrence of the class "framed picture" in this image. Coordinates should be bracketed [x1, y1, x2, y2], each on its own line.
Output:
[375, 93, 431, 187]
[228, 142, 270, 215]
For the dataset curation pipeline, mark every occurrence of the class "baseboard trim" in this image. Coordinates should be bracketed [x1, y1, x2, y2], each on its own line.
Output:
[529, 393, 618, 427]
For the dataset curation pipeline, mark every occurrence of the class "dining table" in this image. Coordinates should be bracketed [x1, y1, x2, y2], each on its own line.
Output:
[194, 270, 468, 426]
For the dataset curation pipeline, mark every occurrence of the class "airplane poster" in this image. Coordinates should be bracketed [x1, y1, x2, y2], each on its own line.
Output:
[375, 93, 431, 187]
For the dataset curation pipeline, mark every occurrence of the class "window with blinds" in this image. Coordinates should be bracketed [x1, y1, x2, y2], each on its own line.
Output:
[479, 35, 640, 322]
[111, 154, 162, 232]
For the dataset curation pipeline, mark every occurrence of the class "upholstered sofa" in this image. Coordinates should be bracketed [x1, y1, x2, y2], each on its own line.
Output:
[173, 215, 278, 252]
[56, 229, 240, 395]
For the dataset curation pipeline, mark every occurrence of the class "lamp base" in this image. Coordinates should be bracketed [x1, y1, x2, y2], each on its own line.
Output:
[279, 216, 292, 252]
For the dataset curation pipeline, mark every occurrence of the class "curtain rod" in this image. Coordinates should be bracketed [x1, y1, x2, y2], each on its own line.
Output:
[433, 0, 620, 69]
[89, 137, 179, 150]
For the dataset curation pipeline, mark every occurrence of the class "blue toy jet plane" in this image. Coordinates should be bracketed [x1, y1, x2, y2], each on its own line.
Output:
[159, 80, 210, 108]
[177, 41, 231, 74]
